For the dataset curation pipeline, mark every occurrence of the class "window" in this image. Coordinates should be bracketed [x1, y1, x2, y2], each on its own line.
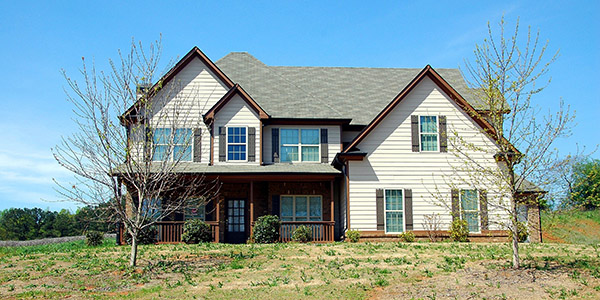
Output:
[280, 129, 320, 162]
[280, 195, 322, 221]
[141, 198, 162, 219]
[152, 128, 192, 161]
[227, 127, 247, 161]
[185, 205, 206, 221]
[460, 189, 479, 232]
[385, 189, 404, 233]
[419, 116, 438, 152]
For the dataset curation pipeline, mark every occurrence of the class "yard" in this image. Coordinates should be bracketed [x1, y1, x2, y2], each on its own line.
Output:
[0, 239, 599, 299]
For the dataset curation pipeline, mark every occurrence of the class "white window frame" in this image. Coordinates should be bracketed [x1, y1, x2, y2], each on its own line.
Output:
[226, 126, 248, 162]
[418, 115, 440, 152]
[460, 189, 480, 233]
[384, 189, 405, 234]
[280, 195, 323, 221]
[152, 128, 193, 162]
[279, 128, 321, 163]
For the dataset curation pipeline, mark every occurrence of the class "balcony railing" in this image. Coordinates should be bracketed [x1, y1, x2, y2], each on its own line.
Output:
[118, 221, 219, 244]
[279, 221, 335, 242]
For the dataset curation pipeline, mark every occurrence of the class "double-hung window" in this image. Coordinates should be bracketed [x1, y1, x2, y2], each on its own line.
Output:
[385, 189, 404, 233]
[460, 189, 480, 232]
[227, 127, 247, 161]
[419, 116, 438, 152]
[280, 195, 322, 221]
[185, 205, 206, 221]
[152, 128, 192, 161]
[280, 129, 319, 162]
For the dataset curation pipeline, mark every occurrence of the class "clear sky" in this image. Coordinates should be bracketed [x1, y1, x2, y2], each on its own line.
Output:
[0, 1, 598, 212]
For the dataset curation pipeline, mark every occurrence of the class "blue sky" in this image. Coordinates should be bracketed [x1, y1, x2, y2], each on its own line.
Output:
[0, 1, 598, 211]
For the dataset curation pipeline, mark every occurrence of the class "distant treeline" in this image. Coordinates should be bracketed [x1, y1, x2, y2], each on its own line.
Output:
[0, 207, 114, 241]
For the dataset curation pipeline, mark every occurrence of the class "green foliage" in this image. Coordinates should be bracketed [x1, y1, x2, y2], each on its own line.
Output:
[291, 226, 312, 243]
[253, 215, 281, 243]
[125, 226, 158, 245]
[570, 159, 600, 209]
[85, 231, 104, 246]
[399, 231, 415, 242]
[542, 209, 600, 244]
[181, 220, 212, 244]
[509, 221, 528, 243]
[449, 219, 469, 242]
[346, 229, 360, 243]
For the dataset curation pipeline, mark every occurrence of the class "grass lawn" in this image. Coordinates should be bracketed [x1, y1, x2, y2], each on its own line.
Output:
[0, 239, 599, 299]
[542, 209, 600, 244]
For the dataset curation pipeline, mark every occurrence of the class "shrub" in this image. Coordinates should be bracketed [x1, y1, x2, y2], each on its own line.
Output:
[509, 221, 529, 243]
[291, 225, 312, 242]
[85, 231, 104, 246]
[399, 231, 415, 242]
[346, 229, 360, 243]
[181, 219, 212, 244]
[125, 225, 158, 245]
[253, 215, 281, 243]
[449, 219, 469, 242]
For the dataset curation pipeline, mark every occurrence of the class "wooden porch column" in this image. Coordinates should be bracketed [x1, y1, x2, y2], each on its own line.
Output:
[250, 181, 254, 236]
[330, 180, 335, 241]
[215, 197, 221, 242]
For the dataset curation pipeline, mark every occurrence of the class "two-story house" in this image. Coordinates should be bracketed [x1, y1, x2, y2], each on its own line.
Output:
[117, 47, 543, 244]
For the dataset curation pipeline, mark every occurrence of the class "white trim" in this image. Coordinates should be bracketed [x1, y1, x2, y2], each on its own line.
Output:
[383, 188, 405, 234]
[459, 189, 481, 233]
[418, 115, 440, 152]
[279, 128, 321, 163]
[280, 195, 323, 221]
[225, 125, 248, 162]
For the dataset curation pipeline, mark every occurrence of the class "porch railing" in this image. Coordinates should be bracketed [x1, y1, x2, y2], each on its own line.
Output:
[118, 221, 220, 244]
[279, 221, 335, 243]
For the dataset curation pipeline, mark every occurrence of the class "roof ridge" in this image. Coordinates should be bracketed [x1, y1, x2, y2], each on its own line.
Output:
[269, 65, 460, 71]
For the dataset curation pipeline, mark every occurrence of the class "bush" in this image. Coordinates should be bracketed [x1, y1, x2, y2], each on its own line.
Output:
[181, 220, 212, 244]
[449, 219, 469, 242]
[346, 229, 360, 243]
[291, 225, 312, 243]
[125, 226, 158, 245]
[509, 221, 529, 243]
[399, 231, 415, 242]
[253, 215, 281, 243]
[85, 231, 104, 246]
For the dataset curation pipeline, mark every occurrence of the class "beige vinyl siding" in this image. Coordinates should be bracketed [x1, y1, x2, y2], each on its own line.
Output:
[262, 125, 341, 164]
[348, 77, 508, 232]
[130, 57, 229, 163]
[214, 95, 260, 165]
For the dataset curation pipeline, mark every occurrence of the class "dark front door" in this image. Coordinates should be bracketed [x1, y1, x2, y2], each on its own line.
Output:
[225, 199, 247, 243]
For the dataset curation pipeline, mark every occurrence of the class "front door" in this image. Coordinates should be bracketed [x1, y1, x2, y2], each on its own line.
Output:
[225, 199, 247, 243]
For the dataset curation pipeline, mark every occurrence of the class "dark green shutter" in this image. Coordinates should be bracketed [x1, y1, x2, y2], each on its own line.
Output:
[479, 190, 488, 231]
[439, 116, 447, 152]
[193, 128, 202, 162]
[411, 115, 419, 152]
[219, 127, 226, 162]
[404, 189, 413, 231]
[271, 195, 280, 216]
[320, 128, 328, 163]
[451, 189, 459, 222]
[248, 127, 256, 162]
[376, 189, 384, 231]
[271, 128, 279, 163]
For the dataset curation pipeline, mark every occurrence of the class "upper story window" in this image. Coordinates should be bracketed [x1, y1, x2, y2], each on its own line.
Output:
[280, 129, 320, 162]
[419, 116, 438, 152]
[152, 128, 192, 161]
[227, 127, 247, 161]
[460, 189, 479, 232]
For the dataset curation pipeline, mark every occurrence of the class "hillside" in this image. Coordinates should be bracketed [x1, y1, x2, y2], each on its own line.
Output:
[542, 209, 600, 244]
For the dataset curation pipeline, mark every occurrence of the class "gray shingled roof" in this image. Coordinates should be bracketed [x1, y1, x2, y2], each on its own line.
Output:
[216, 52, 481, 125]
[113, 163, 341, 175]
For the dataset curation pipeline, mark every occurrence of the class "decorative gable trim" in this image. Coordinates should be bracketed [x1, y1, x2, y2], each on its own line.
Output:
[203, 83, 269, 123]
[343, 65, 515, 154]
[120, 46, 235, 124]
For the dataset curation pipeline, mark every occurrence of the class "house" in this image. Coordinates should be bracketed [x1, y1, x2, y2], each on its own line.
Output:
[117, 47, 543, 244]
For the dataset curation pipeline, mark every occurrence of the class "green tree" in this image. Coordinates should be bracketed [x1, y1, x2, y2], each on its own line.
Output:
[570, 159, 600, 209]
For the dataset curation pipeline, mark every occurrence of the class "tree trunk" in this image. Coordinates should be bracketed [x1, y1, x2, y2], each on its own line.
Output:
[511, 198, 520, 269]
[130, 234, 138, 267]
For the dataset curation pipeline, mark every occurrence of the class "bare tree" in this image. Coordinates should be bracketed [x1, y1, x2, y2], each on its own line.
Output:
[453, 17, 573, 268]
[53, 38, 219, 266]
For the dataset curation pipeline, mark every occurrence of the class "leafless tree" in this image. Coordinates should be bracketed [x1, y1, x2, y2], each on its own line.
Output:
[53, 38, 219, 266]
[422, 213, 442, 242]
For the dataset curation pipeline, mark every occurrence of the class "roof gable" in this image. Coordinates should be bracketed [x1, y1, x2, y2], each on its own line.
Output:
[343, 65, 504, 153]
[204, 83, 269, 123]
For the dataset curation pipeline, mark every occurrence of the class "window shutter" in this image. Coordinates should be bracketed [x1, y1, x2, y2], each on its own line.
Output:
[144, 127, 152, 161]
[205, 199, 214, 221]
[248, 127, 256, 162]
[404, 189, 413, 231]
[479, 190, 489, 231]
[193, 128, 202, 162]
[271, 128, 279, 163]
[411, 115, 420, 152]
[320, 128, 328, 163]
[218, 127, 226, 162]
[271, 195, 280, 216]
[376, 189, 384, 231]
[451, 189, 459, 222]
[439, 116, 447, 153]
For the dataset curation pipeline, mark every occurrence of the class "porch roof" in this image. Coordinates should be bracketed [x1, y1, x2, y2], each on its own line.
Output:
[112, 163, 342, 175]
